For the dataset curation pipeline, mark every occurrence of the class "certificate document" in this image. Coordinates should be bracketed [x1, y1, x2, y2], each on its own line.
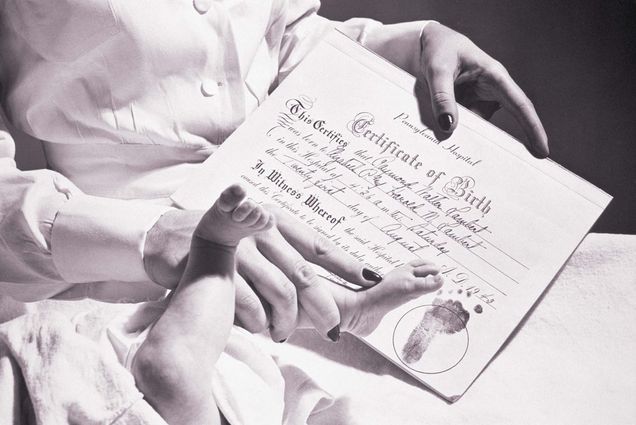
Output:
[172, 30, 611, 401]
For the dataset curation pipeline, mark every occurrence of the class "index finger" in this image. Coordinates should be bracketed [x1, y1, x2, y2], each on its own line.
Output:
[267, 205, 385, 287]
[254, 228, 341, 342]
[490, 67, 549, 158]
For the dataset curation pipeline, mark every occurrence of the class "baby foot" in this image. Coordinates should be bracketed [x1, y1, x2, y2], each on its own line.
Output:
[194, 184, 273, 247]
[339, 259, 444, 337]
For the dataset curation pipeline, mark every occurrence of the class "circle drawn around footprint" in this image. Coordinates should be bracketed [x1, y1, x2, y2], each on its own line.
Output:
[392, 303, 469, 374]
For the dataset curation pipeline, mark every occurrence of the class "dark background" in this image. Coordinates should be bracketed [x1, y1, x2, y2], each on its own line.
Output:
[320, 0, 636, 234]
[12, 0, 635, 233]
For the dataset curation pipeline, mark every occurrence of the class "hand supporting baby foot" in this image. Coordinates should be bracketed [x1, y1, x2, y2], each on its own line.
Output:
[335, 259, 444, 337]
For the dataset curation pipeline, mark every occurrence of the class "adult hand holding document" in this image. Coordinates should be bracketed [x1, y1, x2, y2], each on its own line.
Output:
[172, 30, 611, 401]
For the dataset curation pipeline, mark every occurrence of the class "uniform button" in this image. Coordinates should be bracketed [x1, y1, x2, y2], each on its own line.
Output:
[201, 80, 220, 97]
[193, 0, 212, 14]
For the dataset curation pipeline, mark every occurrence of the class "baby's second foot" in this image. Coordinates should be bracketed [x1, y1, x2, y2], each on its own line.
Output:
[339, 259, 444, 337]
[194, 184, 273, 247]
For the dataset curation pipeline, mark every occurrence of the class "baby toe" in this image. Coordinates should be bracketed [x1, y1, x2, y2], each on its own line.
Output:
[424, 273, 444, 290]
[232, 199, 256, 222]
[218, 184, 246, 212]
[243, 206, 263, 226]
[402, 272, 443, 295]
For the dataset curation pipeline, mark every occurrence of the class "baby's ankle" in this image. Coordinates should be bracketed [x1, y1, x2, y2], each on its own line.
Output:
[185, 236, 238, 278]
[192, 234, 238, 251]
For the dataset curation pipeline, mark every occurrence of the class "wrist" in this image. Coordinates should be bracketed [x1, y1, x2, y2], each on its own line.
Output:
[365, 20, 436, 76]
[143, 208, 204, 289]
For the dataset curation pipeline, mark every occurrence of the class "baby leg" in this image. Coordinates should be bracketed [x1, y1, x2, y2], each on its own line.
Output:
[132, 185, 272, 425]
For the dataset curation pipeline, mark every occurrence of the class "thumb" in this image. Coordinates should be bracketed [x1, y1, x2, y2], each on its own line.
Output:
[426, 65, 458, 134]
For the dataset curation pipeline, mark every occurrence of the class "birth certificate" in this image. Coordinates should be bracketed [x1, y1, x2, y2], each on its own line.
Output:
[172, 30, 611, 401]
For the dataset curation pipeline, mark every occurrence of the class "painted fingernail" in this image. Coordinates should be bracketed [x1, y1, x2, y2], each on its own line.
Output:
[438, 113, 453, 131]
[362, 268, 383, 283]
[278, 338, 287, 343]
[327, 324, 340, 343]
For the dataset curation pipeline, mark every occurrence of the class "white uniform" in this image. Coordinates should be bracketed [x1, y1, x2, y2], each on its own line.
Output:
[0, 1, 427, 422]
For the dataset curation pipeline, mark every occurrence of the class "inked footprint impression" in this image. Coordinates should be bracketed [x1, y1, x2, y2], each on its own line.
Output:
[393, 298, 470, 373]
[401, 298, 470, 364]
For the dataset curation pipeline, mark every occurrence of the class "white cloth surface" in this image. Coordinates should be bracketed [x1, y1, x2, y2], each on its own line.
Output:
[0, 297, 331, 425]
[262, 233, 636, 425]
[0, 309, 166, 425]
[0, 233, 633, 424]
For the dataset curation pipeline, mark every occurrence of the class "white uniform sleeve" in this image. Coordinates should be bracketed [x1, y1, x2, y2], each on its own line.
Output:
[0, 125, 172, 301]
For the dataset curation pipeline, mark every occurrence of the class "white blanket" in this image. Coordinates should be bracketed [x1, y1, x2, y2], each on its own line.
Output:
[1, 233, 634, 424]
[0, 300, 321, 425]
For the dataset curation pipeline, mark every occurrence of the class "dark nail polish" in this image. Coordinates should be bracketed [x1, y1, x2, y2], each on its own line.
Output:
[362, 268, 383, 283]
[278, 338, 287, 343]
[438, 113, 453, 131]
[327, 324, 340, 342]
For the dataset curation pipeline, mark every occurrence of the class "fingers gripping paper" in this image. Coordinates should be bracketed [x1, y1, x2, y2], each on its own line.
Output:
[171, 30, 611, 401]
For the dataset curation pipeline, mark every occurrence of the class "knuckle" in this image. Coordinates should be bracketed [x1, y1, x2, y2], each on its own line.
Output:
[457, 32, 473, 46]
[431, 91, 454, 106]
[482, 61, 507, 84]
[519, 97, 535, 111]
[313, 235, 332, 257]
[291, 261, 317, 290]
[486, 60, 507, 76]
[274, 279, 298, 305]
[237, 293, 262, 316]
[426, 61, 449, 77]
[510, 94, 533, 113]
